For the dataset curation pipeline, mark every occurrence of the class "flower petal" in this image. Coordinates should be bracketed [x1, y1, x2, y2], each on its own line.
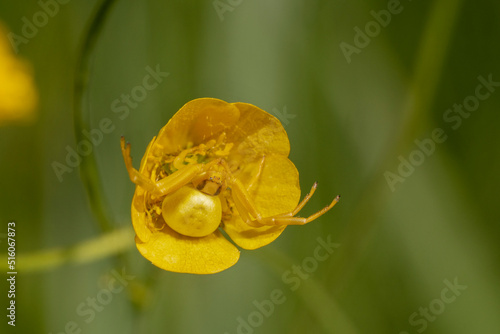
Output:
[0, 24, 37, 125]
[227, 102, 290, 165]
[136, 225, 240, 274]
[152, 98, 240, 155]
[224, 154, 301, 249]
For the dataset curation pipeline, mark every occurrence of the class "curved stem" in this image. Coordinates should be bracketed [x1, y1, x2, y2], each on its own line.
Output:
[73, 0, 119, 232]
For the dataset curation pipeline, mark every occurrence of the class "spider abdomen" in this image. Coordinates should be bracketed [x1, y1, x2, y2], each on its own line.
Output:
[161, 186, 222, 237]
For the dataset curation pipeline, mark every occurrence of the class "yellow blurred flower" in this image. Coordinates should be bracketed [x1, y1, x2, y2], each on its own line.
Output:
[0, 24, 37, 125]
[121, 98, 339, 274]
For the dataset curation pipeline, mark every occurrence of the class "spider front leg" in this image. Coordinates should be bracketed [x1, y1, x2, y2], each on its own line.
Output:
[223, 162, 340, 227]
[245, 155, 265, 193]
[120, 137, 218, 197]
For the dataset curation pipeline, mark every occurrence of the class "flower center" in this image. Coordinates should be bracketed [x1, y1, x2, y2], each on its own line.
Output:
[143, 133, 235, 236]
[159, 133, 234, 177]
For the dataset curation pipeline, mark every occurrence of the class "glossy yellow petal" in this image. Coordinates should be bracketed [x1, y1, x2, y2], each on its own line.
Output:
[224, 216, 286, 251]
[224, 154, 301, 249]
[0, 24, 37, 125]
[152, 98, 240, 155]
[136, 225, 240, 274]
[227, 102, 290, 164]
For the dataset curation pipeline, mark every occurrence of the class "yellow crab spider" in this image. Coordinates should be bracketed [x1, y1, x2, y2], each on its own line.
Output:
[119, 98, 341, 274]
[120, 137, 339, 239]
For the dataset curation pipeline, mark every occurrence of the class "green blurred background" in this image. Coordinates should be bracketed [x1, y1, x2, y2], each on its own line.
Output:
[1, 0, 500, 333]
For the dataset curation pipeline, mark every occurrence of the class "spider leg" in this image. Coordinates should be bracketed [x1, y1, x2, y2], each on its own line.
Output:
[275, 182, 318, 218]
[246, 155, 266, 192]
[120, 137, 219, 197]
[121, 137, 157, 193]
[219, 159, 339, 227]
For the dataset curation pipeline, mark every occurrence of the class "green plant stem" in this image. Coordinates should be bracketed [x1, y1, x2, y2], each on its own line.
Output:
[1, 227, 134, 273]
[73, 0, 119, 232]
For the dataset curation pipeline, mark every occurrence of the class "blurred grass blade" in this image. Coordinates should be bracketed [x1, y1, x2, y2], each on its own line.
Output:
[328, 0, 464, 288]
[400, 0, 465, 145]
[410, 0, 465, 132]
[255, 248, 359, 334]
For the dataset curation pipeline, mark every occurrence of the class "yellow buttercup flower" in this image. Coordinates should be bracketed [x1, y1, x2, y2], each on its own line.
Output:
[0, 24, 37, 125]
[121, 98, 339, 274]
